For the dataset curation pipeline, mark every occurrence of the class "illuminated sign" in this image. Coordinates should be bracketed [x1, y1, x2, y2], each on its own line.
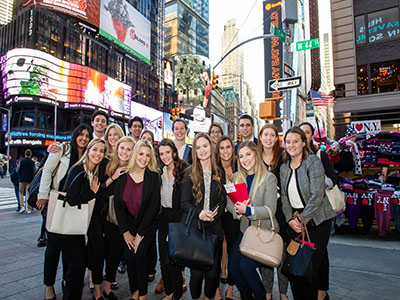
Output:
[99, 0, 151, 64]
[130, 102, 163, 142]
[265, 1, 281, 11]
[11, 130, 71, 140]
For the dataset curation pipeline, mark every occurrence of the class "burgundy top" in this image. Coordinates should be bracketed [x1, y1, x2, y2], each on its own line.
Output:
[123, 175, 143, 217]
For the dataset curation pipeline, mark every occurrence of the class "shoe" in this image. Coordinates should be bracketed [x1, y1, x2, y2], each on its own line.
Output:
[37, 238, 47, 248]
[148, 274, 155, 282]
[220, 277, 228, 284]
[111, 282, 119, 290]
[103, 291, 118, 300]
[19, 207, 26, 213]
[117, 262, 126, 274]
[45, 297, 56, 300]
[16, 207, 21, 212]
[154, 278, 165, 294]
[61, 280, 65, 294]
[92, 297, 104, 300]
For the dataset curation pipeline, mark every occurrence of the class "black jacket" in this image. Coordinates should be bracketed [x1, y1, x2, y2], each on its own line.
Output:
[65, 164, 96, 206]
[311, 145, 338, 185]
[17, 157, 35, 183]
[114, 169, 161, 237]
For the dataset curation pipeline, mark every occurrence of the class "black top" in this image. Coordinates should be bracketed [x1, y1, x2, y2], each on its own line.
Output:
[65, 164, 96, 206]
[114, 169, 161, 237]
[311, 144, 338, 185]
[18, 157, 35, 183]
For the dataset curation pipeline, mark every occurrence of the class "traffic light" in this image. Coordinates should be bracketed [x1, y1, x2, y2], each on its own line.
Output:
[212, 73, 219, 90]
[259, 97, 283, 121]
[237, 133, 241, 143]
[170, 108, 175, 121]
[158, 119, 162, 129]
[176, 108, 181, 119]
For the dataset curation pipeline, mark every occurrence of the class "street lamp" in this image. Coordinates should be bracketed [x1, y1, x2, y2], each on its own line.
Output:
[0, 106, 11, 176]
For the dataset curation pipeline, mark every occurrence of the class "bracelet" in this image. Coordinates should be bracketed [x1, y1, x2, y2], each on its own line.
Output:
[110, 176, 115, 182]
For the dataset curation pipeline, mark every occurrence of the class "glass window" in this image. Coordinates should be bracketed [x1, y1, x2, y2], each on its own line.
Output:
[355, 15, 366, 44]
[21, 112, 35, 127]
[367, 8, 399, 43]
[370, 60, 400, 93]
[357, 65, 368, 95]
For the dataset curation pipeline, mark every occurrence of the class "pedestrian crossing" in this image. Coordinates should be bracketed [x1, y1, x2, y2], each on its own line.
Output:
[0, 188, 18, 211]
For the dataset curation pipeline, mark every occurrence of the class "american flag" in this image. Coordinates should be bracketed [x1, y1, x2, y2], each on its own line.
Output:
[311, 90, 334, 107]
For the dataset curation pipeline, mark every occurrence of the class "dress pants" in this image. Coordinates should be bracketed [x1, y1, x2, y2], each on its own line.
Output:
[221, 211, 240, 286]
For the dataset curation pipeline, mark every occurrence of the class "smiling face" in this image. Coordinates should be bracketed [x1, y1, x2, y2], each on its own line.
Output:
[91, 115, 107, 136]
[118, 141, 134, 164]
[195, 137, 211, 161]
[129, 121, 143, 140]
[76, 129, 91, 150]
[107, 127, 121, 149]
[285, 132, 305, 159]
[239, 118, 254, 140]
[135, 146, 152, 169]
[159, 145, 174, 166]
[141, 132, 154, 145]
[261, 127, 279, 150]
[238, 146, 256, 174]
[300, 124, 313, 145]
[88, 142, 105, 166]
[173, 121, 187, 142]
[209, 126, 222, 145]
[219, 139, 233, 162]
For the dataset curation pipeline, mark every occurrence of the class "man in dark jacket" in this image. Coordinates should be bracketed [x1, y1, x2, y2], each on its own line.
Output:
[10, 162, 20, 211]
[16, 149, 36, 213]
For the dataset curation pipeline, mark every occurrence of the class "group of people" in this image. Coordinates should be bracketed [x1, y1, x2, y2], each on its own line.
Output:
[34, 109, 336, 300]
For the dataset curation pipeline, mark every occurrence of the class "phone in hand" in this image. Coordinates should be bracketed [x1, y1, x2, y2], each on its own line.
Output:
[211, 203, 220, 214]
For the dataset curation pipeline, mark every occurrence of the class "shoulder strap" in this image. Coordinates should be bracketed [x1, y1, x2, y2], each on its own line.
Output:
[62, 170, 85, 193]
[316, 149, 321, 159]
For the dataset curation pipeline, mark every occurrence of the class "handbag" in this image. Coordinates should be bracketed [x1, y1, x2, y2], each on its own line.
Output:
[282, 214, 315, 282]
[239, 206, 283, 268]
[46, 171, 95, 235]
[168, 208, 218, 270]
[106, 195, 118, 225]
[317, 150, 345, 212]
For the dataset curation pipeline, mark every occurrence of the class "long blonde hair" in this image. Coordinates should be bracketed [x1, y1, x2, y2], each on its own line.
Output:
[190, 132, 222, 204]
[235, 141, 268, 198]
[73, 139, 106, 178]
[106, 136, 135, 176]
[104, 124, 125, 157]
[127, 139, 158, 173]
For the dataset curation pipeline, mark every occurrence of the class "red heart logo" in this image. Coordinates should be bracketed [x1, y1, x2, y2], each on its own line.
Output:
[377, 203, 384, 210]
[355, 123, 363, 131]
[362, 198, 368, 205]
[347, 198, 354, 204]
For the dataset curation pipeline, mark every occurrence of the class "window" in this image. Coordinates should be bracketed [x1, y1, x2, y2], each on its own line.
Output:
[370, 60, 400, 93]
[357, 65, 368, 95]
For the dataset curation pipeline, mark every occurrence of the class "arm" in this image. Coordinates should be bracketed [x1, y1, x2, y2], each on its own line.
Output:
[65, 166, 96, 206]
[248, 173, 278, 221]
[37, 150, 64, 200]
[114, 175, 131, 234]
[280, 164, 294, 223]
[180, 169, 202, 218]
[320, 150, 338, 186]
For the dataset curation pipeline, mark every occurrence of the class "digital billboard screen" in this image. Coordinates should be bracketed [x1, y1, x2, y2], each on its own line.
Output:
[130, 102, 163, 142]
[99, 0, 151, 64]
[1, 48, 132, 115]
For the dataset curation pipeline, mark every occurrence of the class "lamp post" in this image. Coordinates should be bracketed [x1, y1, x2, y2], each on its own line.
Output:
[0, 106, 11, 176]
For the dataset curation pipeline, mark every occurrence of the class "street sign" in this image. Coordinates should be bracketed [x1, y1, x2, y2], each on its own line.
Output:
[270, 24, 287, 43]
[268, 76, 302, 93]
[295, 38, 320, 51]
[284, 63, 295, 77]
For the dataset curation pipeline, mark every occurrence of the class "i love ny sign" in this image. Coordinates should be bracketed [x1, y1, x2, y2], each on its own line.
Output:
[351, 120, 381, 134]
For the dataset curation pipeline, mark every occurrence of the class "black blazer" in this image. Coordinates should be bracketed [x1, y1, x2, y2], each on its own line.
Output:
[234, 137, 258, 154]
[181, 167, 227, 239]
[65, 164, 96, 206]
[114, 169, 161, 237]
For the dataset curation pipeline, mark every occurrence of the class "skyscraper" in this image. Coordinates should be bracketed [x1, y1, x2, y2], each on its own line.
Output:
[0, 0, 13, 25]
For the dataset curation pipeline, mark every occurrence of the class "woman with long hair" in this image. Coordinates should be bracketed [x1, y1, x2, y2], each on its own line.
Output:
[37, 124, 92, 300]
[280, 126, 335, 300]
[215, 136, 239, 300]
[181, 132, 226, 300]
[208, 123, 224, 146]
[157, 138, 189, 300]
[114, 139, 160, 300]
[104, 124, 125, 158]
[227, 141, 278, 300]
[258, 124, 289, 300]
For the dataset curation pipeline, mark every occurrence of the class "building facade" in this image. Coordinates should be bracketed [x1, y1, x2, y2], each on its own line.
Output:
[221, 86, 240, 140]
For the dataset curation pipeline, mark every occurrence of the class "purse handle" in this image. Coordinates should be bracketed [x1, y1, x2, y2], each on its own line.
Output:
[256, 206, 276, 232]
[299, 213, 312, 246]
[184, 208, 208, 240]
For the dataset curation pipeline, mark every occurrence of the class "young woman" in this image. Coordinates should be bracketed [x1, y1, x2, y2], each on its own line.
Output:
[37, 124, 92, 300]
[208, 123, 224, 146]
[215, 136, 239, 300]
[280, 126, 336, 300]
[104, 124, 125, 158]
[227, 141, 279, 300]
[258, 124, 288, 300]
[140, 130, 154, 145]
[157, 139, 189, 300]
[114, 139, 160, 300]
[181, 132, 226, 300]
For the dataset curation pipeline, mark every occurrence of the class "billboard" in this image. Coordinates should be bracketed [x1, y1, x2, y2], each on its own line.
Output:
[130, 102, 163, 142]
[22, 0, 100, 28]
[1, 48, 132, 115]
[162, 112, 195, 144]
[100, 0, 151, 64]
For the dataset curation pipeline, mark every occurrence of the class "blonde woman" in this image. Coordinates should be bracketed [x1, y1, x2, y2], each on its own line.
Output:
[114, 139, 160, 300]
[104, 124, 125, 157]
[226, 141, 278, 300]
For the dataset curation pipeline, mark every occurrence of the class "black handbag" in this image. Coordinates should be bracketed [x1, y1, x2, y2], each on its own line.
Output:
[282, 214, 315, 282]
[168, 208, 218, 270]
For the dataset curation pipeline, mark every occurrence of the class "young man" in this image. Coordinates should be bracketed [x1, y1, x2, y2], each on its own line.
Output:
[172, 119, 192, 164]
[16, 149, 36, 213]
[91, 110, 109, 139]
[128, 116, 143, 142]
[235, 114, 258, 153]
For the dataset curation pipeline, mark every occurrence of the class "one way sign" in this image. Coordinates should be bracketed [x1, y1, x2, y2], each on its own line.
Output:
[268, 76, 302, 93]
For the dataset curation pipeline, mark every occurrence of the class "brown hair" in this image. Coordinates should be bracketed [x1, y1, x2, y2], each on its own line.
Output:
[208, 122, 224, 136]
[258, 123, 281, 172]
[215, 135, 236, 172]
[282, 126, 312, 163]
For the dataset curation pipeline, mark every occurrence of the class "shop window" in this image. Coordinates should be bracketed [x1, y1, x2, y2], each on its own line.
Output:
[37, 111, 54, 129]
[357, 65, 368, 95]
[368, 8, 399, 43]
[21, 112, 35, 127]
[370, 60, 400, 93]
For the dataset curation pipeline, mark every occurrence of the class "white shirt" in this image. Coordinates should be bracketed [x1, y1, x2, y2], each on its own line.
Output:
[203, 170, 212, 211]
[93, 132, 105, 140]
[288, 169, 304, 209]
[160, 166, 174, 208]
[177, 143, 187, 160]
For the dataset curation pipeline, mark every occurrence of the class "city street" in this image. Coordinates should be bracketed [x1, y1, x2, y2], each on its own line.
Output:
[0, 178, 399, 300]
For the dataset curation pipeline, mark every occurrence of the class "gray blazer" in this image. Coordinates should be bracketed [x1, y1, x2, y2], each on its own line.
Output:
[227, 172, 279, 234]
[280, 154, 336, 226]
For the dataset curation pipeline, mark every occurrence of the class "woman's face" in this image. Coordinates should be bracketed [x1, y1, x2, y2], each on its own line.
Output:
[159, 145, 174, 166]
[107, 127, 121, 148]
[261, 128, 278, 150]
[238, 146, 256, 174]
[118, 141, 134, 164]
[195, 137, 211, 161]
[141, 132, 154, 145]
[300, 125, 313, 145]
[209, 126, 222, 145]
[76, 129, 91, 149]
[285, 132, 305, 159]
[88, 142, 105, 166]
[135, 146, 152, 169]
[219, 140, 233, 162]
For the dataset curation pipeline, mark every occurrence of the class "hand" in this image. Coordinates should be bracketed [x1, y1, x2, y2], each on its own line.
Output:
[36, 199, 48, 211]
[288, 219, 302, 233]
[133, 234, 143, 253]
[234, 199, 250, 215]
[166, 235, 168, 242]
[47, 142, 62, 154]
[199, 209, 218, 222]
[90, 176, 100, 194]
[112, 167, 126, 181]
[123, 231, 135, 250]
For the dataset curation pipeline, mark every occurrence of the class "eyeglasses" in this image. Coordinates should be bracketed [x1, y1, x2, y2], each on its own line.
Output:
[210, 130, 221, 135]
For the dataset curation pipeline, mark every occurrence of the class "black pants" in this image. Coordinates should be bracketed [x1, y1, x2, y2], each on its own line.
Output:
[87, 214, 123, 284]
[190, 240, 222, 299]
[288, 219, 331, 300]
[158, 208, 183, 299]
[46, 232, 87, 300]
[124, 228, 156, 296]
[39, 205, 47, 239]
[147, 225, 158, 276]
[44, 232, 67, 286]
[221, 211, 240, 286]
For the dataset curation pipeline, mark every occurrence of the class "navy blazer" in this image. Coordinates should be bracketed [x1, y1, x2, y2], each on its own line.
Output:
[234, 137, 258, 155]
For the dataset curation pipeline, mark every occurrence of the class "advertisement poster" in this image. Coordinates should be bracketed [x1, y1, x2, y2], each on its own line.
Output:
[1, 49, 132, 115]
[22, 0, 100, 27]
[100, 0, 151, 64]
[130, 102, 163, 142]
[162, 112, 195, 143]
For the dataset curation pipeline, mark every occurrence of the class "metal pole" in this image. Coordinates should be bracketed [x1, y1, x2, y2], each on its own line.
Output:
[54, 100, 57, 142]
[239, 74, 243, 115]
[282, 24, 291, 133]
[7, 106, 11, 176]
